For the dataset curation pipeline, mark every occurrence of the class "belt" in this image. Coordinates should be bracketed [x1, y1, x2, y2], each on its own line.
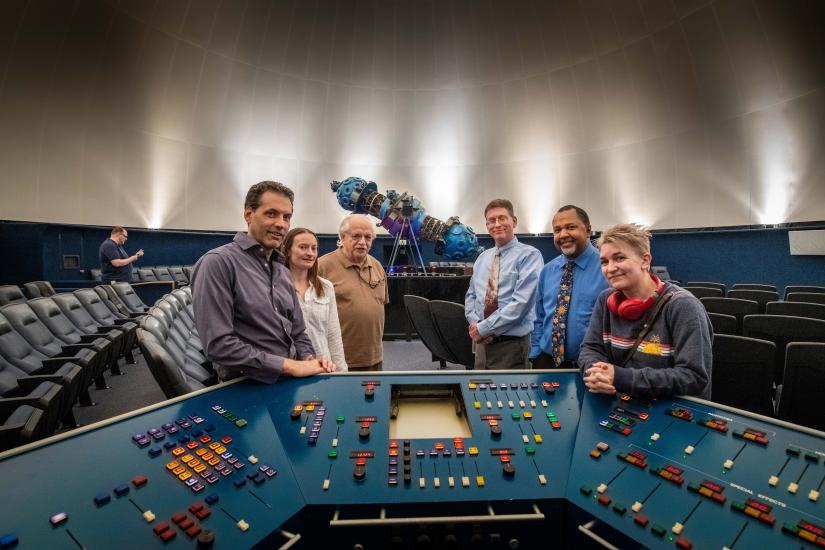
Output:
[489, 334, 524, 344]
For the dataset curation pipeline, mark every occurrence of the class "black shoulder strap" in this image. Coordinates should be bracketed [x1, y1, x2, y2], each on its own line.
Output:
[619, 291, 675, 368]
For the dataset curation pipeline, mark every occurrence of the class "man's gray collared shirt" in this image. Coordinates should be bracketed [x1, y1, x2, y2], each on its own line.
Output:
[191, 232, 315, 383]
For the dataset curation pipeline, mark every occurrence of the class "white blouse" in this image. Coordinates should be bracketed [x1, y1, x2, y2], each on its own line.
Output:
[298, 277, 348, 371]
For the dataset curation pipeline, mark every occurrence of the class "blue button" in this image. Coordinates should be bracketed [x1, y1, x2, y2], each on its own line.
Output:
[233, 479, 246, 488]
[94, 494, 110, 506]
[148, 448, 162, 457]
[205, 495, 219, 505]
[0, 533, 18, 549]
[114, 485, 129, 497]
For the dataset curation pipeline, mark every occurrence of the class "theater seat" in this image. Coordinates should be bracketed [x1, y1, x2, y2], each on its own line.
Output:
[182, 266, 194, 281]
[404, 295, 457, 368]
[707, 312, 737, 335]
[0, 286, 27, 307]
[22, 283, 43, 300]
[683, 286, 724, 299]
[0, 403, 46, 452]
[168, 266, 188, 285]
[152, 267, 175, 282]
[776, 343, 825, 431]
[428, 300, 475, 369]
[73, 289, 139, 369]
[711, 335, 775, 417]
[1, 355, 64, 438]
[784, 285, 825, 300]
[686, 281, 726, 294]
[28, 297, 115, 390]
[110, 282, 150, 314]
[89, 269, 102, 282]
[51, 293, 126, 368]
[0, 303, 102, 407]
[137, 268, 158, 282]
[137, 315, 214, 399]
[765, 301, 825, 322]
[0, 311, 84, 428]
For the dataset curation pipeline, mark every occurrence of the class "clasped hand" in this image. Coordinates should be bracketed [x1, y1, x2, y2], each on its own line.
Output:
[583, 361, 617, 394]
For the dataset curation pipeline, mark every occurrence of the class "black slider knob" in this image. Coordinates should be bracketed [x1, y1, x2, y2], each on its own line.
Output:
[365, 384, 375, 398]
[358, 426, 370, 440]
[353, 464, 367, 480]
[490, 424, 502, 437]
[502, 462, 516, 477]
[197, 529, 216, 548]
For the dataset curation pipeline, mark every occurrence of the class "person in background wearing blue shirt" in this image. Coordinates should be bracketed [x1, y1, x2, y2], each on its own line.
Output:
[531, 205, 608, 369]
[99, 226, 144, 283]
[465, 199, 544, 369]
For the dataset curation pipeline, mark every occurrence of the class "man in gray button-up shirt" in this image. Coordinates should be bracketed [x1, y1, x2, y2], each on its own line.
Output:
[191, 181, 335, 383]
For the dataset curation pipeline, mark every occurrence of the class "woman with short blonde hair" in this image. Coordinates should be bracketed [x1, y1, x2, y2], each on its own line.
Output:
[579, 223, 712, 399]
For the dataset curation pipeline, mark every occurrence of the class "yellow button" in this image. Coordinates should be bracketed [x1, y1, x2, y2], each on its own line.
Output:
[469, 447, 479, 456]
[181, 454, 193, 463]
[178, 471, 191, 481]
[534, 434, 543, 443]
[590, 450, 601, 459]
[172, 466, 186, 475]
[523, 412, 533, 419]
[208, 457, 221, 466]
[194, 464, 207, 473]
[473, 401, 481, 409]
[195, 448, 207, 456]
[306, 405, 315, 412]
[172, 447, 185, 456]
[188, 459, 200, 468]
[202, 452, 214, 461]
[476, 475, 485, 487]
[215, 446, 227, 454]
[209, 442, 221, 450]
[166, 461, 179, 471]
[468, 383, 477, 390]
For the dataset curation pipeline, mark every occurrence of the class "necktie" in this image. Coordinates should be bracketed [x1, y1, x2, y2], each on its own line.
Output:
[550, 260, 575, 365]
[483, 249, 501, 319]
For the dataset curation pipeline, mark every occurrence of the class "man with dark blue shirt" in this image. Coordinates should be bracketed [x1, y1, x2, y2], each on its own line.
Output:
[99, 227, 144, 283]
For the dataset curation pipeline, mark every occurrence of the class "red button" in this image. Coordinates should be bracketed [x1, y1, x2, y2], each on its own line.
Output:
[356, 458, 367, 466]
[179, 518, 194, 530]
[634, 514, 649, 527]
[185, 525, 202, 538]
[221, 436, 232, 444]
[199, 436, 211, 444]
[171, 513, 187, 524]
[500, 456, 510, 463]
[195, 509, 211, 520]
[160, 529, 176, 542]
[361, 422, 370, 428]
[675, 537, 692, 550]
[132, 475, 147, 487]
[153, 522, 170, 535]
[598, 495, 611, 506]
[188, 503, 204, 514]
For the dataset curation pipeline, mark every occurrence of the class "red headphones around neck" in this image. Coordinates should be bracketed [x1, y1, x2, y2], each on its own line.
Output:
[606, 273, 664, 320]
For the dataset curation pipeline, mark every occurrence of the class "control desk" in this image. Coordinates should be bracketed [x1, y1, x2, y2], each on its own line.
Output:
[0, 370, 823, 550]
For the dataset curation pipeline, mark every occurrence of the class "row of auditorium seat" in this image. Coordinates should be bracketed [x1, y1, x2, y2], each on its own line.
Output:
[90, 265, 194, 285]
[136, 287, 218, 398]
[0, 283, 148, 451]
[683, 282, 825, 305]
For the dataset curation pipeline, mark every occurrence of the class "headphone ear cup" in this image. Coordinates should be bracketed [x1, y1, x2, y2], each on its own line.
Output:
[606, 291, 621, 315]
[617, 298, 648, 321]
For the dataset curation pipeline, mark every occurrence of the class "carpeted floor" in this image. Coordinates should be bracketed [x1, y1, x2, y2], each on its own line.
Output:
[64, 339, 466, 430]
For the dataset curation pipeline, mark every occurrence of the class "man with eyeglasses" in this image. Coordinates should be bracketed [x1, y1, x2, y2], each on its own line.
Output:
[465, 199, 543, 369]
[99, 226, 144, 283]
[318, 214, 389, 371]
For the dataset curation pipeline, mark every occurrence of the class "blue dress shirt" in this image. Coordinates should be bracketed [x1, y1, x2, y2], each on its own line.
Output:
[465, 237, 544, 338]
[530, 243, 608, 361]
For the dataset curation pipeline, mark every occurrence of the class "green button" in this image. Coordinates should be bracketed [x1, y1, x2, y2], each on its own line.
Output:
[336, 415, 345, 423]
[328, 450, 338, 458]
[651, 524, 666, 537]
[525, 447, 535, 455]
[731, 501, 745, 511]
[782, 522, 799, 535]
[805, 452, 819, 463]
[612, 503, 626, 515]
[579, 485, 592, 496]
[222, 411, 233, 418]
[235, 419, 247, 428]
[511, 413, 521, 420]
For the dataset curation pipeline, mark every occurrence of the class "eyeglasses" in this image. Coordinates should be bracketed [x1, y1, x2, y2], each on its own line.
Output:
[485, 215, 512, 227]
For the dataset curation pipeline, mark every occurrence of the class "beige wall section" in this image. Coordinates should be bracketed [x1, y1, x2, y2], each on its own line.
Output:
[0, 0, 823, 233]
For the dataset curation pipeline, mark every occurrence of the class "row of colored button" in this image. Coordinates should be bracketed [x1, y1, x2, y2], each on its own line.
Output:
[616, 450, 647, 469]
[696, 417, 728, 433]
[783, 519, 825, 548]
[733, 428, 769, 446]
[732, 498, 776, 526]
[211, 404, 248, 427]
[687, 479, 726, 504]
[651, 464, 684, 485]
[468, 382, 543, 390]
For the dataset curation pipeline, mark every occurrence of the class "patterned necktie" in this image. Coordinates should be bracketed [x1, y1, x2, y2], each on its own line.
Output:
[550, 260, 575, 365]
[483, 249, 501, 319]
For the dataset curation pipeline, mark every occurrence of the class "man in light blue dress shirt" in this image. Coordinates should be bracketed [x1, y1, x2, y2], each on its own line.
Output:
[530, 205, 608, 369]
[465, 199, 544, 369]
